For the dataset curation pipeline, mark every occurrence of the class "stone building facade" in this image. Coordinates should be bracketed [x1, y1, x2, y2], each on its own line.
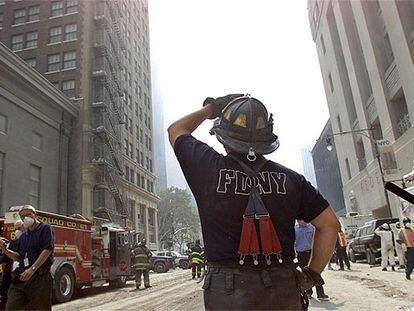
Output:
[308, 0, 414, 218]
[0, 0, 158, 248]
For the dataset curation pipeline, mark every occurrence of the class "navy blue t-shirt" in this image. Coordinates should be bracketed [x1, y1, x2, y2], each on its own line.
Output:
[174, 135, 329, 263]
[12, 222, 54, 269]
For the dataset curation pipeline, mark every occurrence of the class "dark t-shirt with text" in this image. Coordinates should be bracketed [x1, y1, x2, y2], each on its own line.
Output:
[174, 135, 329, 263]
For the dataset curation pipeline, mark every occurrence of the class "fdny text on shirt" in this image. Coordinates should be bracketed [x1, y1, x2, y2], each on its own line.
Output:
[216, 169, 286, 195]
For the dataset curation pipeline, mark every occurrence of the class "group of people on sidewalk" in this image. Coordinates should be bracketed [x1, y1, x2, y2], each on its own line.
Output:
[376, 217, 414, 280]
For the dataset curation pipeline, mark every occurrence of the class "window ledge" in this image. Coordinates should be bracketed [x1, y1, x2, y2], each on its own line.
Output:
[11, 23, 25, 28]
[47, 42, 62, 46]
[45, 70, 61, 75]
[61, 67, 76, 72]
[63, 38, 77, 43]
[49, 12, 78, 20]
[26, 20, 40, 25]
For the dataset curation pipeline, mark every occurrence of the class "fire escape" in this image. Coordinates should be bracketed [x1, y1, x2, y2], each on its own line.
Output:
[91, 0, 126, 223]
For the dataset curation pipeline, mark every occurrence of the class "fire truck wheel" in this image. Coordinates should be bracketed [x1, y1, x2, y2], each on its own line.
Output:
[154, 262, 167, 273]
[53, 266, 75, 303]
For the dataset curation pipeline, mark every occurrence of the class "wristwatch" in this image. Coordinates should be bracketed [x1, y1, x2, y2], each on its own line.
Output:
[31, 265, 36, 272]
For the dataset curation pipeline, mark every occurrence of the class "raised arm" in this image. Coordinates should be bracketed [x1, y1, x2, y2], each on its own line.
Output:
[309, 207, 340, 273]
[167, 105, 213, 148]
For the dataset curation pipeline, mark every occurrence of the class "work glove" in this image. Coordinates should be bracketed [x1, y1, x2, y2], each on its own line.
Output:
[295, 266, 325, 292]
[203, 93, 244, 119]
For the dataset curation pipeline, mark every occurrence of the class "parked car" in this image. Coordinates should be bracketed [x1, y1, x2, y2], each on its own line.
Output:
[348, 218, 399, 265]
[156, 251, 190, 269]
[150, 252, 175, 273]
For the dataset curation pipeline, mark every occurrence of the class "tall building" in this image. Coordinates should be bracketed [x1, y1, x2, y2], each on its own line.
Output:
[312, 120, 346, 216]
[308, 0, 414, 218]
[0, 0, 159, 248]
[151, 62, 167, 191]
[0, 41, 77, 214]
[300, 147, 318, 188]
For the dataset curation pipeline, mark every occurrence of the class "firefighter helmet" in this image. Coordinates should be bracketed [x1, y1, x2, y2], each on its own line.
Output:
[403, 217, 411, 224]
[210, 95, 279, 156]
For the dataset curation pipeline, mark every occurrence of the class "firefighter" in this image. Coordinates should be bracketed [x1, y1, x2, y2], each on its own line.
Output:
[374, 223, 396, 271]
[1, 205, 54, 310]
[335, 229, 351, 270]
[168, 94, 339, 310]
[131, 239, 152, 289]
[397, 217, 414, 280]
[189, 240, 204, 279]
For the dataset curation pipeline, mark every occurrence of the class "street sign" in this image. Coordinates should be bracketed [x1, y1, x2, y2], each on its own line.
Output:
[377, 139, 398, 175]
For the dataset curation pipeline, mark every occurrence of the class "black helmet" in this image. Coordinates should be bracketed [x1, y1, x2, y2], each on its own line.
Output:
[210, 95, 279, 155]
[195, 239, 201, 245]
[403, 217, 411, 224]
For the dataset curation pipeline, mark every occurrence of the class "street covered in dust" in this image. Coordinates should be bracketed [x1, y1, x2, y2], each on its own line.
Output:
[54, 263, 414, 311]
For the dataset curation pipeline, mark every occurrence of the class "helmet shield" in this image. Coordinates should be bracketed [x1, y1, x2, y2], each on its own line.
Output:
[210, 96, 279, 155]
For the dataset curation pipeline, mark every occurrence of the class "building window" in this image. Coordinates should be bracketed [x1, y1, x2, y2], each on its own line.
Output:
[64, 23, 77, 40]
[136, 148, 139, 163]
[32, 132, 42, 151]
[49, 26, 62, 43]
[321, 34, 326, 54]
[129, 143, 133, 158]
[136, 173, 140, 187]
[345, 158, 352, 180]
[25, 58, 36, 68]
[63, 51, 76, 69]
[125, 166, 130, 181]
[0, 12, 3, 29]
[328, 73, 334, 92]
[0, 152, 3, 210]
[129, 118, 132, 134]
[0, 114, 7, 134]
[29, 164, 41, 209]
[47, 54, 60, 72]
[140, 152, 143, 166]
[25, 31, 38, 49]
[51, 1, 64, 17]
[11, 34, 24, 51]
[66, 0, 78, 14]
[27, 6, 40, 22]
[13, 9, 26, 25]
[124, 139, 128, 155]
[139, 129, 143, 143]
[130, 168, 135, 183]
[62, 80, 75, 98]
[141, 176, 145, 188]
[337, 115, 342, 132]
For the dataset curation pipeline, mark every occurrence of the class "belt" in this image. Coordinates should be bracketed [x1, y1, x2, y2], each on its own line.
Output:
[209, 259, 294, 270]
[35, 266, 51, 276]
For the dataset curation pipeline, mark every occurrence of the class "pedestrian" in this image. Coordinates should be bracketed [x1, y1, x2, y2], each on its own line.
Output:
[189, 240, 204, 279]
[390, 222, 406, 269]
[336, 229, 351, 271]
[397, 217, 414, 280]
[374, 223, 396, 271]
[131, 239, 152, 289]
[295, 220, 329, 300]
[168, 94, 340, 310]
[1, 205, 54, 310]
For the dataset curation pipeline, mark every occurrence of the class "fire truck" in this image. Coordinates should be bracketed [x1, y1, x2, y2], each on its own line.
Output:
[1, 209, 135, 303]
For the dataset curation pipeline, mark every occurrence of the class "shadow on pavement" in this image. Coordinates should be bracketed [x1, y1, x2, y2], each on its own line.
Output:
[310, 298, 345, 310]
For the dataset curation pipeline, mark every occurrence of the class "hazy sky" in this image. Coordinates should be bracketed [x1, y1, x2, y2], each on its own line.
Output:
[149, 0, 330, 188]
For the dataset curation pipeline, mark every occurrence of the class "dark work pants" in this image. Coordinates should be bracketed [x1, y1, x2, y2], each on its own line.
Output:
[336, 246, 351, 270]
[135, 269, 150, 287]
[6, 269, 52, 311]
[297, 251, 325, 297]
[406, 248, 414, 278]
[192, 263, 201, 278]
[203, 264, 302, 310]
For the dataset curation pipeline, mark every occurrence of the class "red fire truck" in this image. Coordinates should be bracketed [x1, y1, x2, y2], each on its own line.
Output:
[1, 209, 135, 303]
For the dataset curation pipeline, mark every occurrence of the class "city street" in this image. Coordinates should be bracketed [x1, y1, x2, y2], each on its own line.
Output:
[53, 262, 414, 311]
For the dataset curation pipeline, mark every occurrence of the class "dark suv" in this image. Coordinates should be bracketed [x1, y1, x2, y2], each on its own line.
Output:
[348, 218, 399, 265]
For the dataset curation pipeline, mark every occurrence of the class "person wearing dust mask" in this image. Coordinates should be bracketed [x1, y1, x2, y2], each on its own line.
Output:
[1, 205, 54, 310]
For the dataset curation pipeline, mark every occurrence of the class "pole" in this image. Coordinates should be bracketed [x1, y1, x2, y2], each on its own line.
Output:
[373, 142, 393, 217]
